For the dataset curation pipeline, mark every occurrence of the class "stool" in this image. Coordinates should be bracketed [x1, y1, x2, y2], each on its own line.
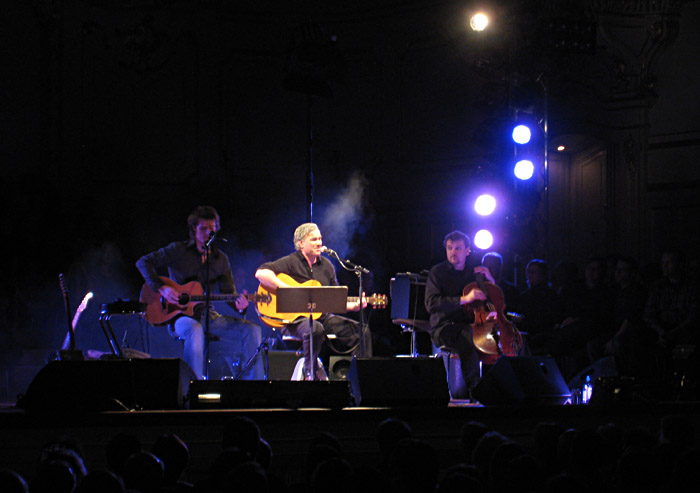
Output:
[281, 334, 303, 352]
[291, 357, 329, 381]
[100, 300, 148, 358]
[288, 334, 338, 381]
[280, 330, 337, 351]
[393, 318, 431, 357]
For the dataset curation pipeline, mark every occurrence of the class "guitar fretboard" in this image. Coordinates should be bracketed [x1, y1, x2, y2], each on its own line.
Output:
[189, 295, 238, 302]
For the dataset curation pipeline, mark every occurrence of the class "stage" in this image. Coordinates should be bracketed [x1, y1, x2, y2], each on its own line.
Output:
[3, 353, 700, 487]
[3, 388, 700, 486]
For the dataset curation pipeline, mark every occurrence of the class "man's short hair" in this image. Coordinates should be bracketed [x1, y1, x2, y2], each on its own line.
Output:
[526, 258, 548, 275]
[481, 251, 503, 265]
[443, 230, 470, 248]
[187, 206, 220, 240]
[294, 223, 319, 250]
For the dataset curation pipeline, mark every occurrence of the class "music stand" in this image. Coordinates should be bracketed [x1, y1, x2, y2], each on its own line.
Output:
[277, 286, 348, 381]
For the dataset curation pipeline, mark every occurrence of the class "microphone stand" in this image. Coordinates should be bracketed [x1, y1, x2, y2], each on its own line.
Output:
[203, 233, 216, 380]
[329, 250, 370, 358]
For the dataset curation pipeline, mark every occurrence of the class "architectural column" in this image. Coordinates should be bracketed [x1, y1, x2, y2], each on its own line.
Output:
[588, 0, 684, 259]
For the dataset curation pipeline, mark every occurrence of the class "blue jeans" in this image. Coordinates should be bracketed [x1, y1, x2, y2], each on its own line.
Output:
[173, 314, 263, 380]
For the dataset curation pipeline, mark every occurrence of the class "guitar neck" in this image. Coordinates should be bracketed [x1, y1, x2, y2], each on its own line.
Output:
[348, 296, 384, 304]
[188, 293, 264, 303]
[189, 294, 238, 302]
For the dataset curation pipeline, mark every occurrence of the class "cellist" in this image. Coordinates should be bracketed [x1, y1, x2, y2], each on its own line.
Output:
[424, 230, 496, 396]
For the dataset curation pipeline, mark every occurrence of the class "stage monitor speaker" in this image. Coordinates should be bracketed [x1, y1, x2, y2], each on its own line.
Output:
[189, 380, 351, 409]
[390, 273, 429, 321]
[347, 357, 449, 407]
[329, 356, 353, 381]
[19, 358, 196, 415]
[267, 351, 300, 380]
[472, 357, 570, 406]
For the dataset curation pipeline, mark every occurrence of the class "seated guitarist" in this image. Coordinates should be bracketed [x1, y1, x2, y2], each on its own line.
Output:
[424, 230, 494, 397]
[136, 206, 263, 380]
[255, 223, 366, 380]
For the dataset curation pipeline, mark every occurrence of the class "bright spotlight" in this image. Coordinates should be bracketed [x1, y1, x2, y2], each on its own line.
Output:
[474, 229, 494, 250]
[470, 13, 489, 31]
[474, 194, 497, 216]
[514, 159, 535, 180]
[512, 124, 532, 144]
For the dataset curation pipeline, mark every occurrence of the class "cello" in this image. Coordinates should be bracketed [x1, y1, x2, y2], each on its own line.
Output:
[463, 273, 522, 364]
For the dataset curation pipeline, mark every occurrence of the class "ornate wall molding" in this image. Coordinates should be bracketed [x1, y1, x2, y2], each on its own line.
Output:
[591, 0, 687, 104]
[622, 132, 642, 181]
[591, 0, 686, 15]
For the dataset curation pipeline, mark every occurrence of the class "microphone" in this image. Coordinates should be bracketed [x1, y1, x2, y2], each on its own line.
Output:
[207, 230, 227, 244]
[321, 246, 336, 256]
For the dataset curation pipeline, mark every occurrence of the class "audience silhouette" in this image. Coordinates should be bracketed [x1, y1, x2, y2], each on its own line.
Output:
[0, 410, 698, 493]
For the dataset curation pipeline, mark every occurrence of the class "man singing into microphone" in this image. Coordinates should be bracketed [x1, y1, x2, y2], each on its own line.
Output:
[136, 205, 263, 380]
[255, 223, 365, 380]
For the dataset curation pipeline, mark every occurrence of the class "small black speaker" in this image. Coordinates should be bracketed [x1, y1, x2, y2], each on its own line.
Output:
[329, 356, 353, 380]
[267, 351, 300, 380]
[19, 358, 196, 414]
[472, 357, 570, 406]
[347, 357, 449, 407]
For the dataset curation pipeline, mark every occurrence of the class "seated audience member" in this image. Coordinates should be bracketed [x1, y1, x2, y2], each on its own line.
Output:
[75, 470, 126, 493]
[645, 250, 699, 349]
[0, 468, 28, 493]
[551, 257, 614, 378]
[481, 251, 520, 313]
[517, 259, 564, 355]
[151, 432, 191, 491]
[588, 256, 651, 376]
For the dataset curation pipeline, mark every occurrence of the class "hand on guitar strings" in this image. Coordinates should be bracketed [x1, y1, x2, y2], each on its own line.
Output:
[348, 292, 368, 312]
[159, 285, 182, 305]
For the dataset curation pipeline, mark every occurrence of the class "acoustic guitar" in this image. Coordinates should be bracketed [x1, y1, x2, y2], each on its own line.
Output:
[140, 276, 271, 326]
[256, 273, 387, 328]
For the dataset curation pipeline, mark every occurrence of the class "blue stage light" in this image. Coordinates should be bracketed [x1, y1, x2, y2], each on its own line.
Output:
[512, 124, 532, 144]
[514, 159, 535, 180]
[474, 194, 497, 216]
[474, 229, 494, 250]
